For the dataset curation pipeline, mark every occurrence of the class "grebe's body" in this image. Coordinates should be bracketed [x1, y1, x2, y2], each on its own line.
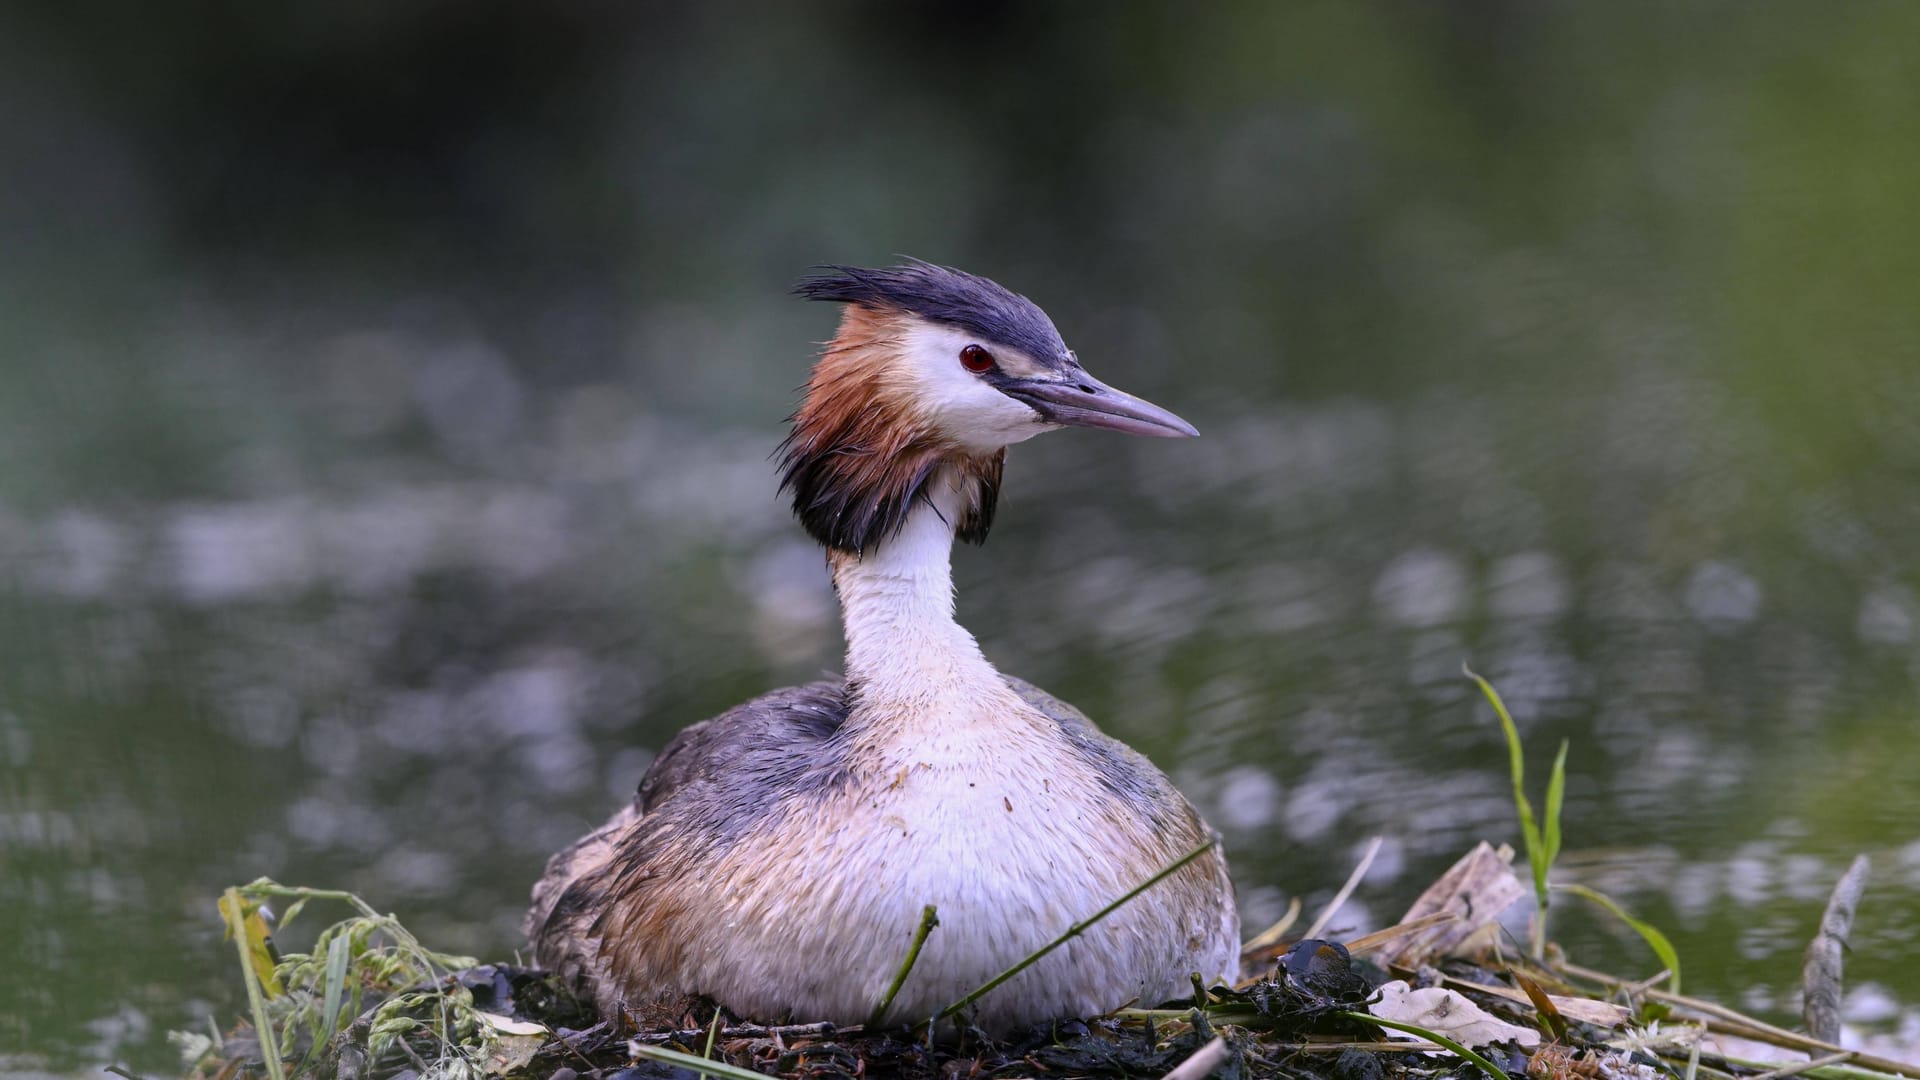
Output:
[528, 264, 1237, 1033]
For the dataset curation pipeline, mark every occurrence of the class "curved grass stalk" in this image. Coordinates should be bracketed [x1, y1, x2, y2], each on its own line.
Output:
[867, 904, 939, 1029]
[631, 1043, 781, 1080]
[1339, 1010, 1512, 1080]
[1465, 664, 1567, 958]
[222, 887, 287, 1080]
[939, 834, 1220, 1022]
[1553, 883, 1682, 995]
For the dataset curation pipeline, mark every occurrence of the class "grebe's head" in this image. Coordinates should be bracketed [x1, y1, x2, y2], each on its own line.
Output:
[782, 260, 1196, 555]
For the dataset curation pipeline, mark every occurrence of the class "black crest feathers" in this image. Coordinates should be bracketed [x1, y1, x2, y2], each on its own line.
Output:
[794, 260, 1069, 372]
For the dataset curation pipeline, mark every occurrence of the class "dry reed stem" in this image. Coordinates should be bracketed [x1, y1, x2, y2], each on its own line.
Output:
[1804, 856, 1871, 1044]
[1240, 897, 1304, 958]
[1304, 836, 1384, 942]
[1158, 1036, 1229, 1080]
[1558, 961, 1920, 1078]
[1747, 1052, 1860, 1080]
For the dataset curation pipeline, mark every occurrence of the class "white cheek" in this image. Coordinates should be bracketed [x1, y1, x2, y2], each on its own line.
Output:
[934, 386, 1053, 451]
[905, 327, 1057, 451]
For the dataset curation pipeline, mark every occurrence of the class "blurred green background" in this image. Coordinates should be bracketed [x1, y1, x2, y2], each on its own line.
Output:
[2, 2, 1918, 1072]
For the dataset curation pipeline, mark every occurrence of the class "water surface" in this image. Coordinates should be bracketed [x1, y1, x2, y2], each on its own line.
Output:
[3, 3, 1918, 1071]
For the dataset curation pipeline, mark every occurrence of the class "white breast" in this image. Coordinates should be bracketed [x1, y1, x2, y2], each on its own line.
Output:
[663, 698, 1237, 1032]
[627, 480, 1238, 1032]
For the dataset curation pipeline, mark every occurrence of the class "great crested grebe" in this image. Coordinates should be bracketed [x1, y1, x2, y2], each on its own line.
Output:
[527, 262, 1238, 1033]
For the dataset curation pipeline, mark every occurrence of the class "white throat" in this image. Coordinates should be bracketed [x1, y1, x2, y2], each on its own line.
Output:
[830, 465, 1007, 722]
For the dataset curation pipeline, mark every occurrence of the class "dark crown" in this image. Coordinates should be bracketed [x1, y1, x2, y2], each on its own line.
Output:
[794, 260, 1070, 369]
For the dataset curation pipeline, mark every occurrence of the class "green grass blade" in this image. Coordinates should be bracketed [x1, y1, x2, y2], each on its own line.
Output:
[632, 1043, 773, 1080]
[222, 888, 287, 1080]
[322, 931, 352, 1036]
[295, 939, 337, 1073]
[1543, 739, 1568, 869]
[867, 904, 939, 1029]
[1338, 1011, 1511, 1080]
[1467, 665, 1560, 958]
[1553, 883, 1682, 994]
[1465, 666, 1548, 899]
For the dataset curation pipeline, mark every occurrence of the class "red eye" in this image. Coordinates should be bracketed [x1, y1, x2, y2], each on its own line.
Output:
[960, 344, 995, 373]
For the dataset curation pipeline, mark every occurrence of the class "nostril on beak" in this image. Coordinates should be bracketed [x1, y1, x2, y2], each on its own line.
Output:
[1077, 383, 1098, 395]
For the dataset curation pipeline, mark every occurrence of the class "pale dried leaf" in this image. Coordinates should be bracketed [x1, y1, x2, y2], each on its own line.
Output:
[1379, 842, 1528, 967]
[1371, 980, 1541, 1049]
[474, 1011, 548, 1037]
[1442, 976, 1631, 1027]
[482, 1034, 545, 1076]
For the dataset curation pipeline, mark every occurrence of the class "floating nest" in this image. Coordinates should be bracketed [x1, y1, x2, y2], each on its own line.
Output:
[178, 844, 1916, 1080]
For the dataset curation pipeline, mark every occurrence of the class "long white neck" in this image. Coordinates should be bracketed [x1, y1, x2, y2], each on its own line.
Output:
[829, 465, 1009, 723]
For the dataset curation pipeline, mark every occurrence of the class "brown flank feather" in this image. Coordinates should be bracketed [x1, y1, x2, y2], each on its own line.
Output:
[779, 306, 1004, 554]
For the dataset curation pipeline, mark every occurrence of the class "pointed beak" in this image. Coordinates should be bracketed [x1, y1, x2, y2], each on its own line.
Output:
[1002, 371, 1200, 438]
